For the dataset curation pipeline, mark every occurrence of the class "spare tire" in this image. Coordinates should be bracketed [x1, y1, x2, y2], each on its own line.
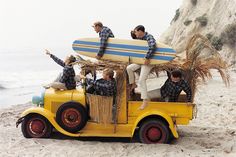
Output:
[56, 101, 88, 133]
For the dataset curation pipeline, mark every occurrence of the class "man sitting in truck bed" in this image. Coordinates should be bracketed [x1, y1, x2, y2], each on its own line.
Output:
[161, 70, 192, 102]
[141, 69, 192, 109]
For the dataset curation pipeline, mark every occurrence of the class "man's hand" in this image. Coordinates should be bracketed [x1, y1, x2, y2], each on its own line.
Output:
[79, 74, 86, 79]
[96, 55, 102, 60]
[144, 58, 150, 65]
[45, 49, 51, 55]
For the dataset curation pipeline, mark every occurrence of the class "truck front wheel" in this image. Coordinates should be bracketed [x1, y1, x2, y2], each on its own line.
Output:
[139, 119, 170, 144]
[21, 114, 52, 138]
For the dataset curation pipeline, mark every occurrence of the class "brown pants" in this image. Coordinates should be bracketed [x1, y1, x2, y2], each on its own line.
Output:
[49, 73, 67, 90]
[49, 82, 67, 90]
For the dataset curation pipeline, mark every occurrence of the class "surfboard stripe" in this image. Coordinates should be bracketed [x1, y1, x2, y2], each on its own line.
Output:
[73, 47, 175, 61]
[73, 44, 176, 57]
[73, 40, 176, 53]
[73, 44, 176, 58]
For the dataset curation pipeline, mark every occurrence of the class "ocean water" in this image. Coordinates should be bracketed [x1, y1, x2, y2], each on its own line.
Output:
[0, 50, 79, 108]
[0, 49, 178, 109]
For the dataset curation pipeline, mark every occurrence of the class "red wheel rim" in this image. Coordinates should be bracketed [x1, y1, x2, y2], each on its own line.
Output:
[26, 117, 47, 138]
[61, 108, 81, 128]
[143, 124, 166, 143]
[147, 127, 161, 141]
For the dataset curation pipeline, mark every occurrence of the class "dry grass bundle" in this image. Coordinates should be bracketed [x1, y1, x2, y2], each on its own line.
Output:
[86, 94, 113, 125]
[74, 58, 128, 71]
[114, 69, 126, 110]
[154, 34, 230, 101]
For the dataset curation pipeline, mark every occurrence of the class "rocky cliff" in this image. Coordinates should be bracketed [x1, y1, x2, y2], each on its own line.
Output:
[160, 0, 236, 63]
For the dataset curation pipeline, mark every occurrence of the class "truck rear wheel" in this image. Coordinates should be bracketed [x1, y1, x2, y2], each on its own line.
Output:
[139, 119, 170, 144]
[56, 102, 88, 133]
[21, 114, 52, 138]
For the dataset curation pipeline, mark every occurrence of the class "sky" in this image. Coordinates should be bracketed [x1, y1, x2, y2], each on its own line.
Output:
[0, 0, 183, 53]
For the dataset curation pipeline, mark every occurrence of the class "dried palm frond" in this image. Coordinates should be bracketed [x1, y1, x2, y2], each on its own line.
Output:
[154, 34, 230, 101]
[73, 57, 128, 71]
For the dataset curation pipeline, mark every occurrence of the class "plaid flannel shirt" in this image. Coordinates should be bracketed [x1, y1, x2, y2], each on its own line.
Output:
[88, 78, 116, 96]
[140, 32, 156, 59]
[97, 26, 115, 57]
[50, 54, 76, 90]
[160, 78, 192, 102]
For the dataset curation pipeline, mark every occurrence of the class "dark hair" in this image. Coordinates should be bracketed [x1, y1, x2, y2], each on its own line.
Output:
[134, 25, 145, 32]
[84, 69, 92, 75]
[171, 69, 182, 78]
[68, 55, 76, 64]
[130, 30, 137, 39]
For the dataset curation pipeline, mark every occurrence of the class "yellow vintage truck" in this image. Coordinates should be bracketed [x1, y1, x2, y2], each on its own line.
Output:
[16, 68, 196, 144]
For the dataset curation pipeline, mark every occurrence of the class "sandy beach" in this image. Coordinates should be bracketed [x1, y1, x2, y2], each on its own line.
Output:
[0, 71, 236, 157]
[1, 0, 236, 156]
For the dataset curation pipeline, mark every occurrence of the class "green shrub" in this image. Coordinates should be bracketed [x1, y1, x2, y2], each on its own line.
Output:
[206, 33, 213, 40]
[205, 34, 223, 50]
[211, 36, 223, 51]
[191, 0, 197, 6]
[220, 23, 236, 47]
[195, 15, 208, 26]
[172, 9, 180, 22]
[184, 20, 192, 26]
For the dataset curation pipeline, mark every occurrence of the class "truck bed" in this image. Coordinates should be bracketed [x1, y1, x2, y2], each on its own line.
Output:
[128, 101, 196, 125]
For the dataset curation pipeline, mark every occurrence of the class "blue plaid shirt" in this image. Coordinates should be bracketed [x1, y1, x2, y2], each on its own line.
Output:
[50, 54, 76, 90]
[87, 78, 116, 96]
[140, 32, 156, 59]
[160, 78, 192, 102]
[97, 26, 115, 57]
